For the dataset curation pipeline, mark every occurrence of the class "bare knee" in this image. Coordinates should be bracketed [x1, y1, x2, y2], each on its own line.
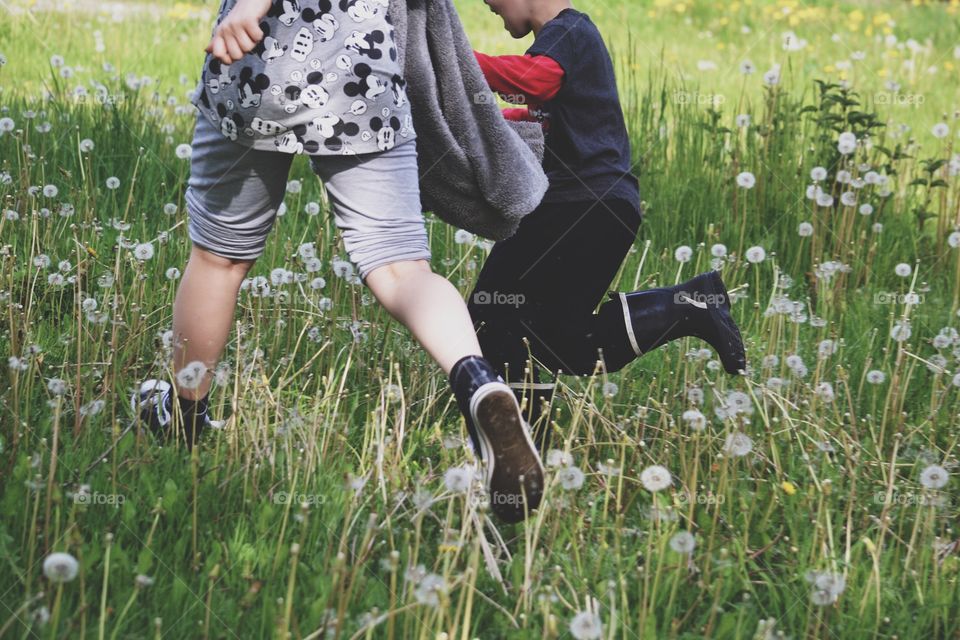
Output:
[365, 259, 432, 287]
[190, 244, 256, 277]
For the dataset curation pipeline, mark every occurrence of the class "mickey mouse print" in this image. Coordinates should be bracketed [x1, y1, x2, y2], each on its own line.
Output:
[191, 0, 414, 156]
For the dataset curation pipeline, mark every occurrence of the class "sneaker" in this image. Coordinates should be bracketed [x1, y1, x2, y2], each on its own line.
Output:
[450, 355, 545, 523]
[469, 381, 545, 523]
[131, 379, 208, 447]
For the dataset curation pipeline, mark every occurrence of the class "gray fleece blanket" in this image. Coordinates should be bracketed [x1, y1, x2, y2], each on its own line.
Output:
[389, 0, 548, 240]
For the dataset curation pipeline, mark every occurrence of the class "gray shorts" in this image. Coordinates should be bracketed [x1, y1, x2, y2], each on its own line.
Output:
[184, 113, 431, 279]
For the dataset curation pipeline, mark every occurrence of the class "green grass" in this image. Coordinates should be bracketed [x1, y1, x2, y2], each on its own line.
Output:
[1, 0, 959, 638]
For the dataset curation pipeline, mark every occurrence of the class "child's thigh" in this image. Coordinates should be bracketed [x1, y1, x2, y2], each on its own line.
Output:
[184, 114, 295, 261]
[309, 140, 430, 279]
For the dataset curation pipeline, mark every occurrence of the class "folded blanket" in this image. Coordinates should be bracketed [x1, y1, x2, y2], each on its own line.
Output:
[389, 0, 548, 241]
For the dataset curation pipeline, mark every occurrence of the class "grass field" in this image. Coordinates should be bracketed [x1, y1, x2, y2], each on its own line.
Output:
[1, 0, 959, 638]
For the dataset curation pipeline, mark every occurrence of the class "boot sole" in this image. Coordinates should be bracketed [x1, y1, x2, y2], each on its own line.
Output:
[470, 382, 545, 523]
[705, 271, 747, 375]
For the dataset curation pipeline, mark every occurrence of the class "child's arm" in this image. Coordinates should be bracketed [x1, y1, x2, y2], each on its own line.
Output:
[474, 51, 565, 105]
[206, 0, 272, 65]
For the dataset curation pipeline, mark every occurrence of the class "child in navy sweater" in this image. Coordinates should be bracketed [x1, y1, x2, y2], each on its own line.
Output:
[470, 0, 747, 453]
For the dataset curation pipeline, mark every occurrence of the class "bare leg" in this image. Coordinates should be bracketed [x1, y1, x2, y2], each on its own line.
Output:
[364, 259, 481, 374]
[171, 245, 256, 401]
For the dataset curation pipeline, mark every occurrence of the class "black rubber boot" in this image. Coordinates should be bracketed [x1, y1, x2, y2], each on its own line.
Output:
[449, 355, 545, 523]
[610, 270, 746, 375]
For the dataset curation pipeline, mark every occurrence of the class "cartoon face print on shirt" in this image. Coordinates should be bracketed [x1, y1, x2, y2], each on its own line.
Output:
[252, 21, 289, 63]
[343, 30, 384, 59]
[237, 66, 270, 108]
[267, 0, 301, 26]
[369, 114, 400, 151]
[339, 0, 378, 22]
[301, 1, 340, 42]
[389, 74, 407, 108]
[205, 59, 235, 95]
[216, 103, 244, 141]
[343, 63, 387, 101]
[310, 113, 360, 151]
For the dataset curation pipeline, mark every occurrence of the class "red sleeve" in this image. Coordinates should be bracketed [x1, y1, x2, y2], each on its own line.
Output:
[474, 51, 564, 104]
[501, 107, 535, 122]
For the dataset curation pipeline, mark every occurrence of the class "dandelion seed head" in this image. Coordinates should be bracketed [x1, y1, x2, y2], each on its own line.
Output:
[558, 465, 585, 490]
[133, 243, 154, 261]
[669, 531, 697, 554]
[176, 360, 208, 390]
[42, 552, 79, 583]
[640, 465, 672, 492]
[736, 171, 756, 189]
[443, 466, 473, 493]
[920, 464, 949, 489]
[723, 432, 754, 457]
[745, 246, 766, 263]
[569, 611, 603, 640]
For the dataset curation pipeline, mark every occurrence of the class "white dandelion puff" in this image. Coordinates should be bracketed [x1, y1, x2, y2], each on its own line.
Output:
[43, 552, 79, 583]
[133, 243, 154, 261]
[570, 611, 603, 640]
[546, 449, 574, 468]
[919, 464, 949, 490]
[175, 360, 208, 390]
[736, 171, 756, 189]
[745, 246, 766, 264]
[558, 465, 585, 490]
[723, 432, 754, 457]
[669, 531, 697, 554]
[443, 466, 473, 493]
[931, 123, 950, 139]
[682, 409, 706, 431]
[640, 465, 672, 492]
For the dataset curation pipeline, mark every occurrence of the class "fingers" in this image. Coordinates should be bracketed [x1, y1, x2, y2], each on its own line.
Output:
[210, 34, 229, 64]
[207, 18, 264, 65]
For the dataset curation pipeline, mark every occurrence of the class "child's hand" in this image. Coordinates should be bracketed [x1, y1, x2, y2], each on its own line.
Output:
[205, 0, 272, 65]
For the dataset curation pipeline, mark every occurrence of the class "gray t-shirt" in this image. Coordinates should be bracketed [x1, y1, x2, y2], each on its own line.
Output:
[191, 0, 414, 156]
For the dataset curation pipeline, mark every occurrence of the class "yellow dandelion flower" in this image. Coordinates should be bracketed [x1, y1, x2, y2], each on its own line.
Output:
[781, 481, 797, 495]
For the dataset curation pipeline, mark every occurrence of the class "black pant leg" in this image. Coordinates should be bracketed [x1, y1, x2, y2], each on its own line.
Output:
[468, 198, 641, 377]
